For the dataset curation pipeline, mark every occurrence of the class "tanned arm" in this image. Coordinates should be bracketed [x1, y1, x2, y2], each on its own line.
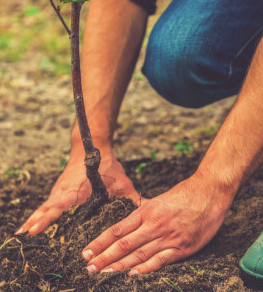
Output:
[197, 41, 263, 194]
[81, 38, 263, 274]
[72, 0, 148, 153]
[18, 0, 148, 235]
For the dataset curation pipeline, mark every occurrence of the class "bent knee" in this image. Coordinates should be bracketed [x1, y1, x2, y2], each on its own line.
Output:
[142, 26, 238, 108]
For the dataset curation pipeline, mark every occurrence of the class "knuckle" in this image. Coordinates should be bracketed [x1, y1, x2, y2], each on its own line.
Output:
[156, 254, 167, 268]
[178, 240, 189, 249]
[110, 223, 122, 238]
[113, 260, 126, 271]
[118, 239, 132, 252]
[59, 181, 68, 191]
[152, 216, 164, 228]
[177, 234, 192, 249]
[92, 240, 104, 251]
[135, 248, 148, 262]
[96, 255, 108, 267]
[38, 205, 50, 213]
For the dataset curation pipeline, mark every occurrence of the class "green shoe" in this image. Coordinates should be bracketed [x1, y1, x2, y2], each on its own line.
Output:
[240, 231, 263, 289]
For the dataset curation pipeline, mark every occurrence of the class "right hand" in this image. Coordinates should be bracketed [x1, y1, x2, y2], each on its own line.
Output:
[16, 144, 142, 236]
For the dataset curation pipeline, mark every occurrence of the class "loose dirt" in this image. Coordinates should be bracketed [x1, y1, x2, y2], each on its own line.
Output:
[1, 0, 262, 291]
[1, 153, 263, 292]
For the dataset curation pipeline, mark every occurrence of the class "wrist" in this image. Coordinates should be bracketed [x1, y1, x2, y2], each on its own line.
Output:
[70, 139, 114, 160]
[191, 166, 238, 211]
[71, 121, 113, 158]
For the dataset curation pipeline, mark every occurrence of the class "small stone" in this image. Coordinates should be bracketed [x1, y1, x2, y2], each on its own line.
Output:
[14, 129, 25, 136]
[59, 118, 71, 128]
[10, 198, 20, 205]
[0, 112, 9, 121]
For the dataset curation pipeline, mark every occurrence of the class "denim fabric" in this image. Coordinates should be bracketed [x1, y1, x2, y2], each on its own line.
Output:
[142, 0, 263, 108]
[129, 0, 157, 15]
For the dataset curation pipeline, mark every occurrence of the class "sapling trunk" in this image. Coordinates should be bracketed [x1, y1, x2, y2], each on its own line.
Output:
[50, 1, 108, 202]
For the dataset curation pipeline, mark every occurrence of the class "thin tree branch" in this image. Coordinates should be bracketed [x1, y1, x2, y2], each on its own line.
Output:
[50, 0, 71, 36]
[70, 3, 108, 201]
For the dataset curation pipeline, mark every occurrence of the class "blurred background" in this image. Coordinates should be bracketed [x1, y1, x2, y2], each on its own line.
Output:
[0, 0, 234, 177]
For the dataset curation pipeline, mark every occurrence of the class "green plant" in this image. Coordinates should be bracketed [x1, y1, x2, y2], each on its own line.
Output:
[133, 72, 144, 81]
[150, 150, 157, 160]
[69, 102, 76, 112]
[148, 125, 161, 135]
[60, 158, 68, 168]
[162, 278, 183, 292]
[174, 141, 192, 156]
[135, 163, 147, 174]
[45, 273, 63, 278]
[6, 169, 21, 177]
[190, 265, 205, 276]
[179, 122, 186, 130]
[195, 126, 219, 136]
[23, 5, 41, 16]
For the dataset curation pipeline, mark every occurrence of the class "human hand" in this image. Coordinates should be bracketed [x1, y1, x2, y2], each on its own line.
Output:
[16, 144, 141, 236]
[82, 174, 234, 274]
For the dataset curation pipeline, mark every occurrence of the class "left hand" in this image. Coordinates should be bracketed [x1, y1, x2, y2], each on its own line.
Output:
[81, 174, 234, 274]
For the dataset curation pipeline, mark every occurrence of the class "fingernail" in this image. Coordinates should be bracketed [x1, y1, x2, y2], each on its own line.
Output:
[87, 265, 97, 274]
[101, 268, 114, 274]
[29, 224, 39, 235]
[82, 249, 94, 261]
[15, 227, 24, 235]
[129, 270, 138, 276]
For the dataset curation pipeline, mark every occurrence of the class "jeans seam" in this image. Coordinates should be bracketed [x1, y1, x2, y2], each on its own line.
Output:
[229, 26, 263, 77]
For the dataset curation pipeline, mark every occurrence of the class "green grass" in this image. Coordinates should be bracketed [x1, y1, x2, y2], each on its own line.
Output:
[5, 168, 21, 177]
[23, 5, 41, 16]
[45, 273, 63, 279]
[190, 265, 205, 276]
[150, 149, 157, 160]
[163, 278, 183, 292]
[0, 2, 74, 76]
[0, 0, 169, 78]
[195, 126, 219, 136]
[179, 122, 186, 131]
[174, 141, 192, 156]
[69, 102, 76, 112]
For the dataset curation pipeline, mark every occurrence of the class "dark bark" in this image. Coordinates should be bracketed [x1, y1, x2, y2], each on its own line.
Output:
[70, 2, 108, 202]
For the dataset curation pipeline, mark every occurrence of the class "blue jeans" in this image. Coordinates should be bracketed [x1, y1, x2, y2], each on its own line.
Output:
[142, 0, 263, 108]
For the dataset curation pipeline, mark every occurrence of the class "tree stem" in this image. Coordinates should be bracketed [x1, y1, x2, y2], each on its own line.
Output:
[70, 3, 108, 201]
[50, 0, 71, 36]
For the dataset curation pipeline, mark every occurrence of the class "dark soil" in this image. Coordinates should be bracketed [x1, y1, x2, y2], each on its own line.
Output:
[1, 152, 263, 292]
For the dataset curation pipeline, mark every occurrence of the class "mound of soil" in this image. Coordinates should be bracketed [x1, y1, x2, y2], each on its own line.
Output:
[1, 152, 263, 292]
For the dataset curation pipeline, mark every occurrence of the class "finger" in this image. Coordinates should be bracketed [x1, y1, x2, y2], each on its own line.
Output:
[86, 225, 155, 273]
[17, 198, 66, 234]
[16, 208, 46, 234]
[82, 210, 142, 261]
[128, 248, 181, 275]
[28, 207, 63, 235]
[101, 237, 163, 273]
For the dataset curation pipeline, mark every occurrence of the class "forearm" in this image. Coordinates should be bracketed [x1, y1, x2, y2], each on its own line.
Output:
[71, 0, 148, 155]
[196, 37, 263, 202]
